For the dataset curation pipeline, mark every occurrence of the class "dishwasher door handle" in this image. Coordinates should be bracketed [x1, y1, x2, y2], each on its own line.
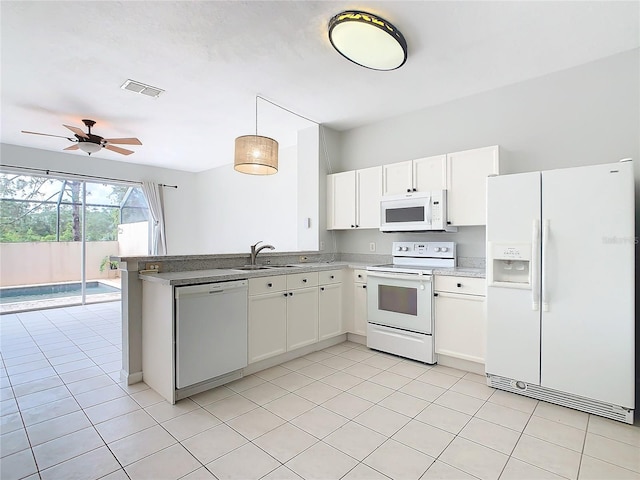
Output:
[175, 279, 248, 299]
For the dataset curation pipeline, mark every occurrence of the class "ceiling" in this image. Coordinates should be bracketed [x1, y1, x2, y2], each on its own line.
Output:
[1, 1, 638, 173]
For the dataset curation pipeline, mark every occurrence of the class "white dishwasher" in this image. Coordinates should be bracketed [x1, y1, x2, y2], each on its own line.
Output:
[175, 279, 248, 389]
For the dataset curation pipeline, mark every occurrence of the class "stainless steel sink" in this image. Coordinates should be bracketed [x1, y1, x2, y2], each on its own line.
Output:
[233, 265, 272, 271]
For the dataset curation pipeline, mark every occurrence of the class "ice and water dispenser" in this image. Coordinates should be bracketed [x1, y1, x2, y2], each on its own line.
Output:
[488, 243, 532, 288]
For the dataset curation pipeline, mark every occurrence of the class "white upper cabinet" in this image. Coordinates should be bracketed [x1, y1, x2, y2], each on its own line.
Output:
[414, 155, 447, 192]
[382, 160, 413, 195]
[327, 171, 357, 230]
[383, 155, 446, 195]
[356, 166, 383, 229]
[446, 145, 500, 226]
[327, 166, 382, 230]
[329, 145, 499, 230]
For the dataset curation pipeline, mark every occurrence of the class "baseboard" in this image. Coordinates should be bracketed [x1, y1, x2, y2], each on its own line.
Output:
[121, 369, 143, 385]
[244, 334, 347, 375]
[347, 333, 366, 345]
[436, 354, 485, 375]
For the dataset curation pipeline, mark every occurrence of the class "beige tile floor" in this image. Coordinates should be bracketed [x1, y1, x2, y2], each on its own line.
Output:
[1, 303, 639, 480]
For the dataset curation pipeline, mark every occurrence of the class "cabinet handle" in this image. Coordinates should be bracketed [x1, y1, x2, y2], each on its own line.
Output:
[283, 293, 288, 297]
[357, 274, 362, 279]
[330, 275, 334, 279]
[406, 188, 411, 192]
[413, 188, 417, 192]
[320, 287, 325, 291]
[362, 285, 367, 289]
[351, 224, 355, 228]
[457, 283, 462, 288]
[267, 282, 273, 287]
[434, 292, 439, 297]
[289, 292, 294, 296]
[447, 221, 452, 225]
[302, 279, 307, 283]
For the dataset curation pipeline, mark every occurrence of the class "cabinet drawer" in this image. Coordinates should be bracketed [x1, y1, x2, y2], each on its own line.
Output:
[435, 276, 485, 295]
[249, 275, 287, 295]
[287, 271, 319, 289]
[319, 269, 342, 285]
[353, 269, 368, 283]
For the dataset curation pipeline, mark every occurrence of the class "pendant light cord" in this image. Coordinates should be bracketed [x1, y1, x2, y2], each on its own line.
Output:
[257, 95, 319, 126]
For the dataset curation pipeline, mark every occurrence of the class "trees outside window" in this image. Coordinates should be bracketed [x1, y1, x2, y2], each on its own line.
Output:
[0, 173, 149, 243]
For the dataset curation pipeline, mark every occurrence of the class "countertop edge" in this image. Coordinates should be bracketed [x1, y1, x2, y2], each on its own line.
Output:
[139, 263, 485, 285]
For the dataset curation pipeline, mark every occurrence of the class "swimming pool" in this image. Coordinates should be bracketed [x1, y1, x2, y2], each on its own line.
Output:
[0, 281, 121, 304]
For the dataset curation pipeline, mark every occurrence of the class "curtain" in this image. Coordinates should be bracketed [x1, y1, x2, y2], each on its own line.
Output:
[141, 181, 167, 255]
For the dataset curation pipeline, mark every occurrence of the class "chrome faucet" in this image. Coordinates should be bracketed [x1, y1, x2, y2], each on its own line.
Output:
[250, 241, 275, 265]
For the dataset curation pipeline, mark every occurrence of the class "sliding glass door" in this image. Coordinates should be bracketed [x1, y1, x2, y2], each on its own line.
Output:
[0, 172, 149, 312]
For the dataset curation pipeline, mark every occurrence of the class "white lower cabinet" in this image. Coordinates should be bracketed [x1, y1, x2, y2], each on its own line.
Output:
[352, 269, 368, 336]
[287, 286, 319, 350]
[434, 276, 486, 364]
[248, 272, 323, 364]
[318, 270, 343, 341]
[248, 290, 287, 364]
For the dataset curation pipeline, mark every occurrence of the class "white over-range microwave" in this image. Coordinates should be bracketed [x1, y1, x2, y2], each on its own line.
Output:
[379, 190, 457, 232]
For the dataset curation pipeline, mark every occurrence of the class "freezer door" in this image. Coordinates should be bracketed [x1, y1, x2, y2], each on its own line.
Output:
[486, 172, 541, 384]
[540, 162, 635, 408]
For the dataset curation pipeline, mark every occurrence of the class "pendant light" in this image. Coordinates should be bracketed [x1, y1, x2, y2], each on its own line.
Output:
[234, 96, 279, 175]
[328, 10, 407, 71]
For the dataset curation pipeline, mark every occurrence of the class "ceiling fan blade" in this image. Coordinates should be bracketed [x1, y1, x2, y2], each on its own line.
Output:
[22, 130, 74, 140]
[63, 124, 89, 138]
[104, 144, 134, 155]
[104, 137, 142, 145]
[63, 144, 79, 151]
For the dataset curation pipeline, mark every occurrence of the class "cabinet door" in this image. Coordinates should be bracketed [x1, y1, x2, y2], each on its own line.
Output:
[319, 283, 343, 341]
[287, 287, 319, 350]
[413, 155, 447, 192]
[327, 171, 356, 230]
[446, 146, 499, 226]
[382, 161, 413, 195]
[353, 282, 368, 336]
[248, 291, 287, 363]
[356, 166, 382, 229]
[435, 292, 485, 363]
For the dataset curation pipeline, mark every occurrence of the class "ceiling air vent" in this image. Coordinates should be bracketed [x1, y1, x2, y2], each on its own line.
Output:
[120, 79, 164, 98]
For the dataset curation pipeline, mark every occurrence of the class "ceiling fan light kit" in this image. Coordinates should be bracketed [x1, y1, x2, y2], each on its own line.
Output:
[328, 10, 407, 71]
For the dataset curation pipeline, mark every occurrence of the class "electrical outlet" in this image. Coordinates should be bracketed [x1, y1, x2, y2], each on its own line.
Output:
[369, 242, 376, 252]
[145, 262, 162, 271]
[299, 256, 308, 262]
[320, 241, 325, 250]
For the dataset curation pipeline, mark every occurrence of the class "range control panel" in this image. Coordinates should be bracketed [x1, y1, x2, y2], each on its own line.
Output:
[392, 241, 456, 259]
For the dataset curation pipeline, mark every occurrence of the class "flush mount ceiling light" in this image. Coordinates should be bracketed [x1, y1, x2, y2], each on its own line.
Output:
[328, 10, 407, 71]
[234, 96, 279, 175]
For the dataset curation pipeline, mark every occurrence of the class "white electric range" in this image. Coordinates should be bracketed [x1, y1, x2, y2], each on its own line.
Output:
[366, 241, 456, 363]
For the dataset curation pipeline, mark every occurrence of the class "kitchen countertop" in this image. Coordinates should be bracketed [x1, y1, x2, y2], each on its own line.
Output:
[139, 262, 485, 286]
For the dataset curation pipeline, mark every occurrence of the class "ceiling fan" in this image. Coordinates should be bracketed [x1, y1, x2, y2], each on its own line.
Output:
[21, 119, 142, 156]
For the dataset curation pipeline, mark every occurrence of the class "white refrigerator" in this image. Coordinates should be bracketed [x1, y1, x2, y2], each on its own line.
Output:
[486, 161, 635, 423]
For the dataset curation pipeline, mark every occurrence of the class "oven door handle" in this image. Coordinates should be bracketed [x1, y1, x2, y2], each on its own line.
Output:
[366, 271, 432, 282]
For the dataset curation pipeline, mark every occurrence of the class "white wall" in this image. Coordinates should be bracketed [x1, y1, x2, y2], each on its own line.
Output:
[0, 144, 200, 255]
[195, 126, 321, 254]
[335, 49, 640, 258]
[195, 145, 298, 253]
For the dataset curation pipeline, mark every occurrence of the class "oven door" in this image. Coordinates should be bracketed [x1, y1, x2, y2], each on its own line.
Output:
[367, 271, 433, 334]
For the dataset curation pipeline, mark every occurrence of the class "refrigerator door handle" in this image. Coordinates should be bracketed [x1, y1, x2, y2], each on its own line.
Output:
[542, 219, 550, 311]
[531, 219, 540, 311]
